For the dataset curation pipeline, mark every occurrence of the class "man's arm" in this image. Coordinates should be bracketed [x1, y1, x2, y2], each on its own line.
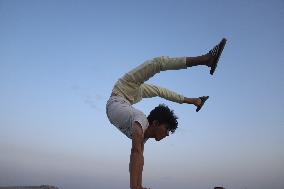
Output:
[138, 143, 144, 188]
[129, 122, 144, 189]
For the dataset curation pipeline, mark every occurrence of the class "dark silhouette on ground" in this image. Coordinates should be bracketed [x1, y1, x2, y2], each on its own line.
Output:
[0, 185, 59, 189]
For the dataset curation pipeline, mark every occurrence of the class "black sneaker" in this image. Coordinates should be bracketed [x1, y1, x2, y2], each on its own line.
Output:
[196, 96, 209, 112]
[209, 38, 227, 75]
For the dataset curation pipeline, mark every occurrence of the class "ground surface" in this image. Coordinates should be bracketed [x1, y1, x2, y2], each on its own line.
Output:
[0, 186, 59, 189]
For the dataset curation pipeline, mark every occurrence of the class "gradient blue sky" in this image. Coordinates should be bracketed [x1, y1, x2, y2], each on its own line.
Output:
[0, 1, 284, 189]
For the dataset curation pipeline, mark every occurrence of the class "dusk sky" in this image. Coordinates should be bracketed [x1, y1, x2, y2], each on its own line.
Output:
[0, 1, 284, 189]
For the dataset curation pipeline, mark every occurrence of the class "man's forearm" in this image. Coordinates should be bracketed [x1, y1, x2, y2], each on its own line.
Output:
[130, 151, 143, 189]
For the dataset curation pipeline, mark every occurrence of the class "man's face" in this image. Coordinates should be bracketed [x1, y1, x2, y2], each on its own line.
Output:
[155, 124, 169, 141]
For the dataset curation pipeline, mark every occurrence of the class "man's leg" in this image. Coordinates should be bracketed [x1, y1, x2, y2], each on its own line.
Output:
[183, 96, 209, 112]
[183, 97, 201, 106]
[186, 54, 211, 67]
[123, 38, 226, 85]
[186, 38, 227, 75]
[122, 56, 187, 86]
[124, 55, 207, 86]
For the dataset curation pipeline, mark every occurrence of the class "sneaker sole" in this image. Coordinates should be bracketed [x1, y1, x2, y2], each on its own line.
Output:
[210, 38, 227, 75]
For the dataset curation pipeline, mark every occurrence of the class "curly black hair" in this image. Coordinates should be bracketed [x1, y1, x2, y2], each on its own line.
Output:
[147, 104, 178, 133]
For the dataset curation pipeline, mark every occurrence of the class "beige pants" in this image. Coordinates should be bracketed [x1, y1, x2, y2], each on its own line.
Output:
[112, 56, 187, 105]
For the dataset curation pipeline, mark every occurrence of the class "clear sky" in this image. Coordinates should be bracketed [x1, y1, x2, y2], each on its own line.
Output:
[0, 0, 283, 189]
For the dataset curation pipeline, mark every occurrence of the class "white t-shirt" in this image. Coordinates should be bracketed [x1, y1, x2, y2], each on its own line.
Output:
[106, 96, 149, 143]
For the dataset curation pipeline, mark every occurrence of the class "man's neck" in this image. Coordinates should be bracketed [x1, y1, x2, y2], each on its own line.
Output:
[144, 126, 156, 139]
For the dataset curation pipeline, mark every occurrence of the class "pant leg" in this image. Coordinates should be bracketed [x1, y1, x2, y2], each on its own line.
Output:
[141, 83, 184, 104]
[123, 56, 187, 85]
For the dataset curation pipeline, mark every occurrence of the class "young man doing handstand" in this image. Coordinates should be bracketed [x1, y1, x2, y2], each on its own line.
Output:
[106, 38, 227, 189]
